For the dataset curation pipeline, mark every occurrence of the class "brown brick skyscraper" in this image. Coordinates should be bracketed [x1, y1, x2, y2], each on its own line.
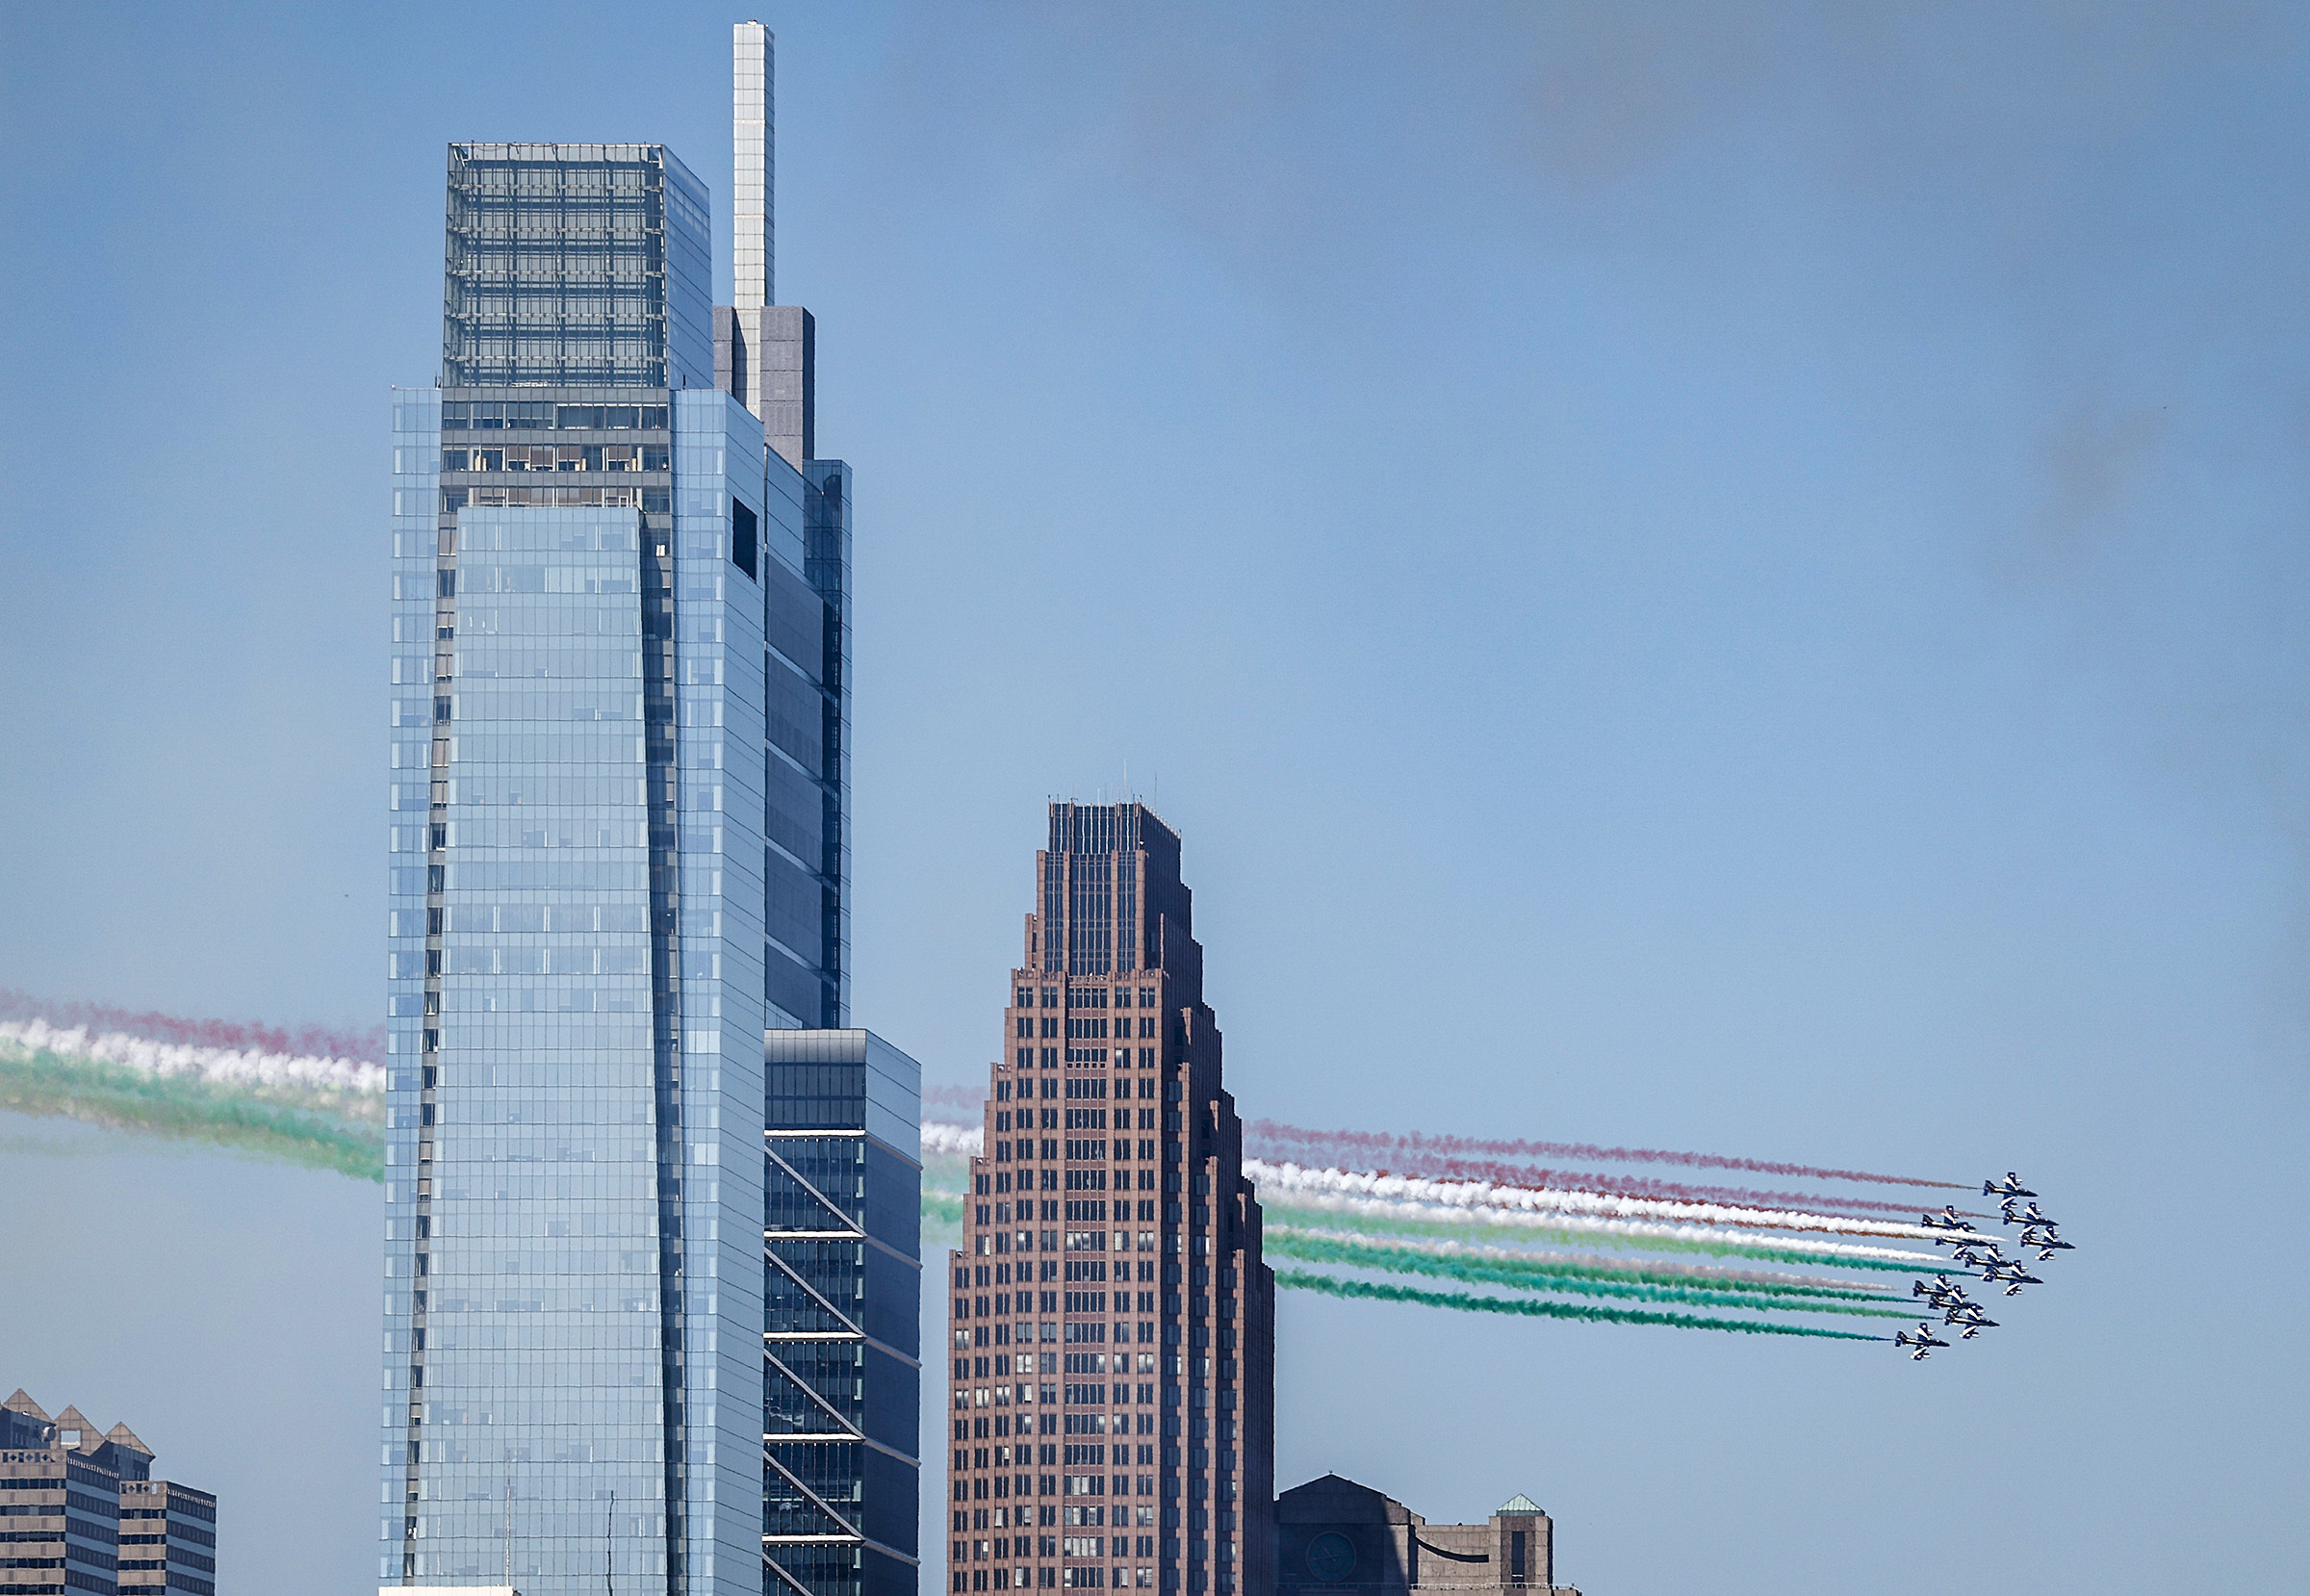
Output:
[945, 802, 1274, 1596]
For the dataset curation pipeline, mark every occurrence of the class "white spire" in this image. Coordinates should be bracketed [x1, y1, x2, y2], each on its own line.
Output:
[733, 20, 773, 310]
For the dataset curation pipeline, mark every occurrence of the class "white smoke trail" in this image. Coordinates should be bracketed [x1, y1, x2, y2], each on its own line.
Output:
[1263, 1223, 1881, 1293]
[922, 1120, 984, 1156]
[1260, 1189, 1956, 1266]
[916, 1125, 1950, 1266]
[1, 1019, 386, 1104]
[1246, 1158, 1963, 1244]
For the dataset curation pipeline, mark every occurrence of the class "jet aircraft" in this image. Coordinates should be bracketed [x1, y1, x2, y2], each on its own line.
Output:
[1984, 1261, 2043, 1295]
[1894, 1323, 1951, 1360]
[1946, 1307, 1997, 1339]
[2002, 1201, 2056, 1229]
[1984, 1172, 2037, 1198]
[1912, 1274, 1967, 1306]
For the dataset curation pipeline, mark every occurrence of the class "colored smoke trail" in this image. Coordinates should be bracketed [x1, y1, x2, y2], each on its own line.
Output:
[1265, 1226, 1897, 1300]
[1273, 1270, 1889, 1340]
[922, 1121, 984, 1157]
[922, 1113, 1923, 1221]
[1256, 1191, 1957, 1268]
[0, 1018, 384, 1120]
[909, 1123, 1957, 1267]
[1247, 1119, 1964, 1190]
[0, 990, 381, 1066]
[0, 1043, 384, 1181]
[1245, 1158, 1966, 1244]
[1341, 1154, 1931, 1220]
[1266, 1231, 1913, 1318]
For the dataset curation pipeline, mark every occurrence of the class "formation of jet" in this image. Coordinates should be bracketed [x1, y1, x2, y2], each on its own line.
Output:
[1894, 1323, 1951, 1360]
[1913, 1274, 1999, 1335]
[1897, 1174, 2067, 1359]
[1946, 1239, 2005, 1273]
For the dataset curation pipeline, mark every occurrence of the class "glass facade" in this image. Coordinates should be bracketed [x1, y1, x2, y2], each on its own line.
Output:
[387, 61, 895, 1596]
[384, 387, 776, 1593]
[764, 1031, 924, 1596]
[383, 382, 809, 1594]
[443, 143, 713, 393]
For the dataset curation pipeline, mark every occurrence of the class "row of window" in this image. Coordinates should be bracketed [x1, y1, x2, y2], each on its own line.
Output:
[954, 1351, 1162, 1379]
[955, 1506, 1165, 1532]
[998, 1078, 1163, 1104]
[949, 1455, 1245, 1502]
[443, 445, 668, 472]
[956, 1506, 1168, 1533]
[955, 1260, 1170, 1291]
[951, 1295, 1185, 1332]
[1015, 1017, 1162, 1040]
[1014, 988, 1161, 1011]
[952, 1563, 1168, 1589]
[949, 1383, 1167, 1412]
[950, 1453, 1168, 1483]
[952, 1353, 1230, 1381]
[440, 401, 670, 430]
[955, 1536, 1159, 1561]
[970, 1201, 1140, 1227]
[1011, 1049, 1164, 1071]
[993, 1138, 1168, 1165]
[439, 485, 663, 511]
[993, 1109, 1161, 1134]
[967, 1197, 1171, 1224]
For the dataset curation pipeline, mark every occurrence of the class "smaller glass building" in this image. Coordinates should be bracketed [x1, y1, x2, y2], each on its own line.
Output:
[763, 1031, 924, 1596]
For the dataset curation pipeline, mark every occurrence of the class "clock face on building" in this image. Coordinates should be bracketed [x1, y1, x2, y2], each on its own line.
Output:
[1306, 1532, 1357, 1583]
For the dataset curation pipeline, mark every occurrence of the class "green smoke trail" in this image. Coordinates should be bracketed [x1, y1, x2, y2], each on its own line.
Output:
[0, 1046, 385, 1181]
[1275, 1269, 1887, 1340]
[1266, 1230, 1912, 1319]
[1260, 1200, 1940, 1274]
[1269, 1229, 1897, 1301]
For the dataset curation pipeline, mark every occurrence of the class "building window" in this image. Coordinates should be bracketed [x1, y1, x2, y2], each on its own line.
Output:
[731, 499, 757, 579]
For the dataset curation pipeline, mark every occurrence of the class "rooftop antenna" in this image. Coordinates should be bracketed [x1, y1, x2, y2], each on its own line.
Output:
[502, 1480, 512, 1588]
[606, 1488, 616, 1596]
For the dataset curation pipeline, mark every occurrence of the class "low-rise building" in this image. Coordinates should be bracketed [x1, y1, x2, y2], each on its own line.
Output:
[1274, 1474, 1579, 1596]
[3, 1390, 217, 1596]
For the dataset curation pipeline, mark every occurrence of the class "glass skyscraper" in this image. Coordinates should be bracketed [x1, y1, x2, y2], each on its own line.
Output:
[381, 25, 915, 1596]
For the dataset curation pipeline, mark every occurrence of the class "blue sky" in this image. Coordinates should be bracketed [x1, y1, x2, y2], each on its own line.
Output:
[2, 3, 2305, 1591]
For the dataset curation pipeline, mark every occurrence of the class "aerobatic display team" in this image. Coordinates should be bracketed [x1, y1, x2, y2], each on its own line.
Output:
[0, 991, 2070, 1358]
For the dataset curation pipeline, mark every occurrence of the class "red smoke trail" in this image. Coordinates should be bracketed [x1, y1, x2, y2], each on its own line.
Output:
[1359, 1155, 1928, 1219]
[0, 991, 382, 1065]
[1245, 1120, 1965, 1191]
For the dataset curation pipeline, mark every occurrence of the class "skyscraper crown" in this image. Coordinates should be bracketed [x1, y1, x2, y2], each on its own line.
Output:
[440, 142, 713, 390]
